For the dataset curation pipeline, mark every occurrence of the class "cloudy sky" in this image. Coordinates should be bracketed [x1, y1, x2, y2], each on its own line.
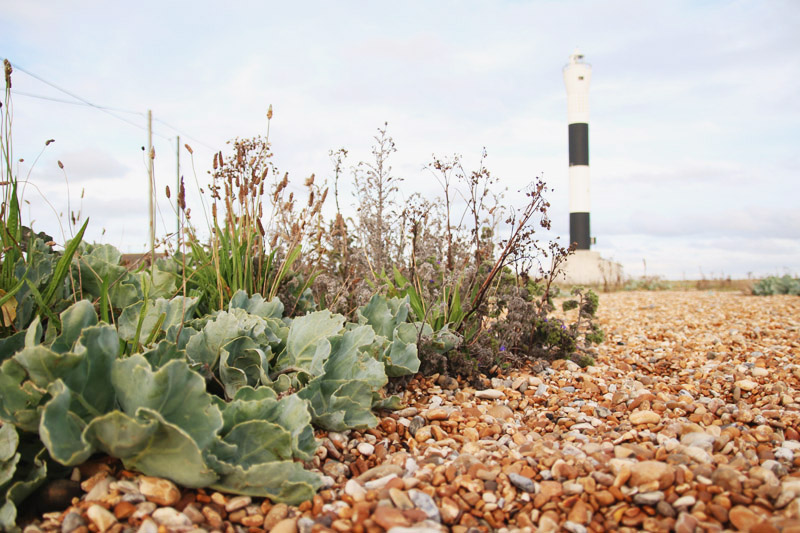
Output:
[3, 0, 798, 280]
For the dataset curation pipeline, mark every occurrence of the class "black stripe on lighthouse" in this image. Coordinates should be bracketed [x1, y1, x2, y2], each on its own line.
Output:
[568, 123, 589, 166]
[570, 212, 591, 250]
[568, 122, 590, 250]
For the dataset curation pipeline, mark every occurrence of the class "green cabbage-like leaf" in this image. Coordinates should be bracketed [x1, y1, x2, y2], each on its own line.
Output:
[50, 300, 97, 354]
[384, 323, 421, 376]
[210, 460, 322, 505]
[39, 380, 93, 465]
[297, 326, 385, 431]
[112, 356, 223, 450]
[186, 309, 268, 369]
[0, 424, 20, 488]
[275, 311, 344, 375]
[0, 359, 45, 433]
[357, 294, 409, 338]
[0, 332, 26, 363]
[223, 389, 316, 461]
[300, 380, 378, 431]
[0, 444, 47, 532]
[142, 340, 186, 368]
[117, 296, 199, 342]
[218, 337, 269, 399]
[229, 291, 283, 319]
[84, 409, 218, 488]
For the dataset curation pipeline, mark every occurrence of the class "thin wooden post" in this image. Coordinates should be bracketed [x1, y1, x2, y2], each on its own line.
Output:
[176, 135, 180, 252]
[147, 110, 155, 274]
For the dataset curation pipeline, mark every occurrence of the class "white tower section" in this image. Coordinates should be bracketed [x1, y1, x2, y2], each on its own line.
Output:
[564, 49, 592, 124]
[563, 49, 592, 250]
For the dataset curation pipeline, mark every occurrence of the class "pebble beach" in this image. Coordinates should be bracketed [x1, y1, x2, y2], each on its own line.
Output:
[22, 290, 800, 533]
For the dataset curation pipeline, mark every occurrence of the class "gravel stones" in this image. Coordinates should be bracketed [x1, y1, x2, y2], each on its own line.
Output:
[629, 409, 661, 425]
[508, 472, 537, 493]
[628, 460, 676, 489]
[19, 290, 800, 533]
[85, 505, 116, 532]
[138, 476, 180, 506]
[474, 388, 504, 399]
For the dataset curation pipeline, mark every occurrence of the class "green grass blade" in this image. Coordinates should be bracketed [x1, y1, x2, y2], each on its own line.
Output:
[24, 279, 60, 329]
[42, 218, 89, 306]
[99, 275, 110, 323]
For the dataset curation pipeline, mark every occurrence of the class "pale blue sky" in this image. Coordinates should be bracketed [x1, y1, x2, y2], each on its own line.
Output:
[2, 0, 798, 279]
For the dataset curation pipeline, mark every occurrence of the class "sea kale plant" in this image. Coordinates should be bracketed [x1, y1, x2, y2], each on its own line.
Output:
[751, 275, 800, 296]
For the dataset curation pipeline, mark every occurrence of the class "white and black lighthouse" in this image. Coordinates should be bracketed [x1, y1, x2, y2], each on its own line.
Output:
[563, 49, 592, 250]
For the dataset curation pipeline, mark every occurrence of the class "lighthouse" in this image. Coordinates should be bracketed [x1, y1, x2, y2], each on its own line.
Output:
[563, 48, 592, 250]
[558, 49, 623, 286]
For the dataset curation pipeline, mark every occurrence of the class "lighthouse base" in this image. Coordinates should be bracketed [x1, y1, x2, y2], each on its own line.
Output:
[556, 250, 623, 287]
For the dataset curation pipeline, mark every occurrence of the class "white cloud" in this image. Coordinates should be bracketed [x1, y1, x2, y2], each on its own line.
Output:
[2, 0, 798, 279]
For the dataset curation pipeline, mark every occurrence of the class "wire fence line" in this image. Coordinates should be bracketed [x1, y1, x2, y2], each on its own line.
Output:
[6, 60, 215, 151]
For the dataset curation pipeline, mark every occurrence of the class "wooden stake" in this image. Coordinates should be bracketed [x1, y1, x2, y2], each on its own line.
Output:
[148, 110, 155, 274]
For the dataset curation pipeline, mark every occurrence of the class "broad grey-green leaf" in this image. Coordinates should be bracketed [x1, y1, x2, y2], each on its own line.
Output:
[231, 386, 277, 402]
[357, 294, 409, 338]
[0, 424, 20, 487]
[384, 324, 420, 377]
[372, 394, 404, 411]
[299, 379, 377, 431]
[140, 262, 178, 299]
[39, 380, 93, 466]
[210, 460, 322, 505]
[218, 337, 268, 399]
[73, 244, 135, 303]
[276, 311, 343, 373]
[50, 300, 97, 354]
[112, 356, 222, 450]
[0, 451, 20, 491]
[0, 332, 26, 363]
[14, 325, 118, 416]
[142, 341, 186, 369]
[229, 291, 284, 319]
[23, 316, 42, 348]
[0, 359, 45, 432]
[0, 445, 47, 531]
[223, 391, 316, 461]
[185, 309, 267, 369]
[324, 327, 385, 390]
[108, 281, 141, 311]
[84, 408, 218, 488]
[216, 420, 293, 465]
[118, 296, 199, 342]
[0, 424, 19, 463]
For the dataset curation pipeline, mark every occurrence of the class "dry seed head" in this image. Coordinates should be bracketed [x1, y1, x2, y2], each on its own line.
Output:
[267, 104, 273, 120]
[213, 153, 218, 169]
[308, 191, 314, 207]
[179, 178, 186, 209]
[165, 185, 171, 199]
[277, 174, 289, 193]
[45, 139, 55, 146]
[304, 174, 315, 187]
[184, 143, 194, 154]
[4, 59, 12, 88]
[150, 147, 155, 159]
[257, 218, 265, 236]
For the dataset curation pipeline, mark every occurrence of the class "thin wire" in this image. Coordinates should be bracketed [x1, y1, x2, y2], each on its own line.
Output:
[154, 118, 216, 152]
[10, 89, 142, 114]
[10, 62, 152, 133]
